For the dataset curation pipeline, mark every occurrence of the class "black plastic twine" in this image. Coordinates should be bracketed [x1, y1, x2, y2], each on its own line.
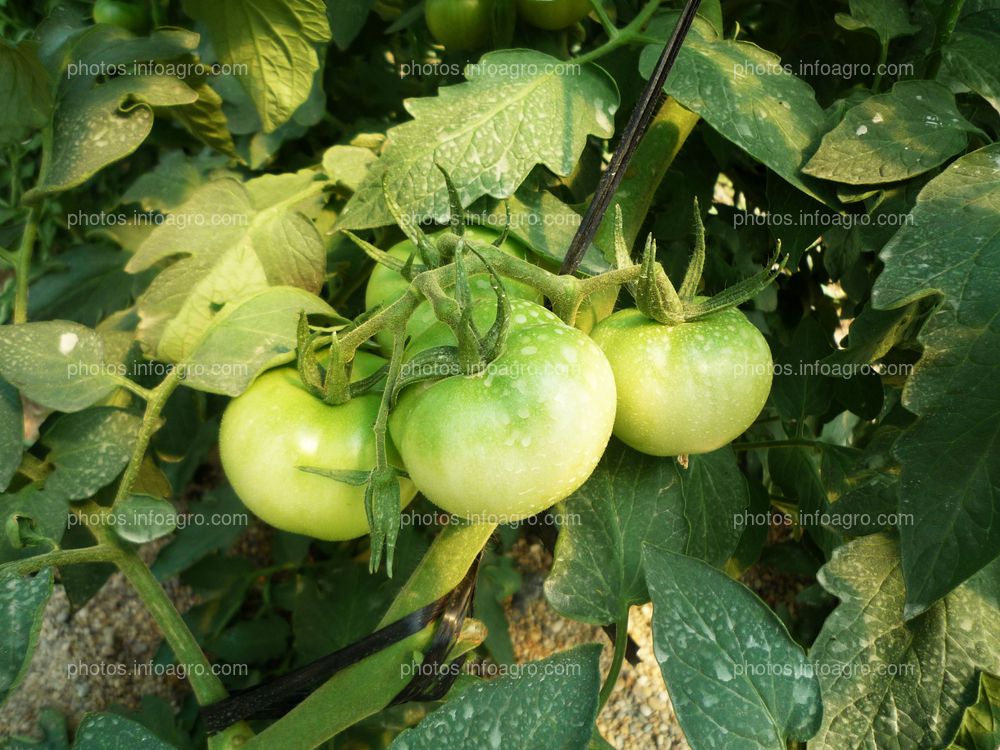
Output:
[201, 552, 484, 734]
[559, 0, 703, 275]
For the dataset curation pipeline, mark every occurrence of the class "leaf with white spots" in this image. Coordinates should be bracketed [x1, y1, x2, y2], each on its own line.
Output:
[181, 0, 331, 133]
[0, 322, 118, 412]
[546, 441, 749, 625]
[803, 81, 980, 185]
[0, 568, 53, 707]
[811, 535, 1000, 750]
[41, 408, 142, 501]
[0, 377, 22, 492]
[870, 144, 1000, 615]
[645, 548, 822, 750]
[389, 645, 601, 750]
[337, 49, 619, 229]
[834, 0, 919, 47]
[639, 13, 829, 203]
[25, 74, 198, 203]
[126, 174, 328, 361]
[73, 712, 174, 749]
[180, 286, 345, 396]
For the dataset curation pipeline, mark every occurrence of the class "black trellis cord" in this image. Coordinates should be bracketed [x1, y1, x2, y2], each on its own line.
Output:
[200, 552, 484, 734]
[559, 0, 703, 275]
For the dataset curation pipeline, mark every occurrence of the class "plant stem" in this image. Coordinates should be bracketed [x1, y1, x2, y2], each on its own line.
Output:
[872, 41, 888, 92]
[112, 540, 228, 704]
[574, 0, 665, 65]
[110, 373, 155, 401]
[589, 0, 619, 38]
[112, 367, 182, 507]
[0, 544, 117, 577]
[926, 0, 966, 79]
[13, 205, 39, 324]
[598, 611, 630, 712]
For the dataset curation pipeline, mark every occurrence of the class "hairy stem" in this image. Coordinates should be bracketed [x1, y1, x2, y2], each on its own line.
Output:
[0, 544, 117, 577]
[112, 367, 182, 507]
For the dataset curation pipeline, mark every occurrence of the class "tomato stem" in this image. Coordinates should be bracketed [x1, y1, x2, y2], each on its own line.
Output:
[598, 610, 630, 712]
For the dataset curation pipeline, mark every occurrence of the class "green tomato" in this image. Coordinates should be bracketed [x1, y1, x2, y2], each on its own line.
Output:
[516, 0, 591, 30]
[219, 352, 415, 541]
[425, 0, 495, 50]
[92, 0, 150, 33]
[590, 306, 773, 456]
[390, 299, 616, 521]
[364, 226, 542, 353]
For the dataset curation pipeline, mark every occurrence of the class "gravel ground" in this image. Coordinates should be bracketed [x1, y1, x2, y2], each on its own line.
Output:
[0, 543, 193, 737]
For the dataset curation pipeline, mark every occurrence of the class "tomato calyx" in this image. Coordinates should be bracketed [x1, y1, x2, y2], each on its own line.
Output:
[296, 313, 388, 405]
[615, 199, 786, 326]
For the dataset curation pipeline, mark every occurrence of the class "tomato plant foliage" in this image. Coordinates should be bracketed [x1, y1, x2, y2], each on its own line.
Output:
[1, 0, 1000, 749]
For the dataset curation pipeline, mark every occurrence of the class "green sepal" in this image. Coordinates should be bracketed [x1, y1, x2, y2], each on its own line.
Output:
[366, 465, 403, 576]
[382, 173, 439, 267]
[678, 196, 705, 301]
[348, 363, 390, 398]
[452, 239, 485, 370]
[612, 204, 638, 297]
[635, 235, 685, 325]
[392, 345, 463, 405]
[296, 312, 352, 405]
[437, 164, 465, 238]
[295, 467, 372, 486]
[682, 245, 785, 320]
[342, 230, 426, 278]
[296, 311, 326, 395]
[466, 242, 512, 363]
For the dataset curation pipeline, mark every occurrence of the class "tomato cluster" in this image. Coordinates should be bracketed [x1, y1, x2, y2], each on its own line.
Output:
[220, 228, 773, 540]
[425, 0, 593, 50]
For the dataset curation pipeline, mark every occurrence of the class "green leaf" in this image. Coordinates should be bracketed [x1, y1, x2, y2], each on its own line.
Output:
[26, 74, 197, 203]
[151, 485, 249, 580]
[825, 302, 922, 366]
[545, 441, 748, 625]
[639, 14, 828, 203]
[120, 149, 233, 212]
[942, 12, 1000, 117]
[322, 144, 377, 194]
[180, 286, 343, 396]
[810, 535, 1000, 749]
[209, 613, 290, 664]
[834, 0, 919, 46]
[113, 495, 177, 544]
[389, 645, 602, 750]
[338, 49, 619, 229]
[500, 188, 611, 275]
[28, 245, 137, 328]
[645, 548, 822, 749]
[770, 316, 834, 425]
[73, 712, 174, 749]
[181, 0, 331, 133]
[0, 322, 119, 412]
[126, 174, 327, 361]
[803, 81, 979, 185]
[871, 144, 1000, 615]
[0, 39, 52, 147]
[0, 487, 69, 564]
[169, 76, 240, 158]
[327, 0, 373, 50]
[41, 408, 142, 501]
[0, 569, 54, 707]
[0, 378, 22, 492]
[947, 672, 1000, 750]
